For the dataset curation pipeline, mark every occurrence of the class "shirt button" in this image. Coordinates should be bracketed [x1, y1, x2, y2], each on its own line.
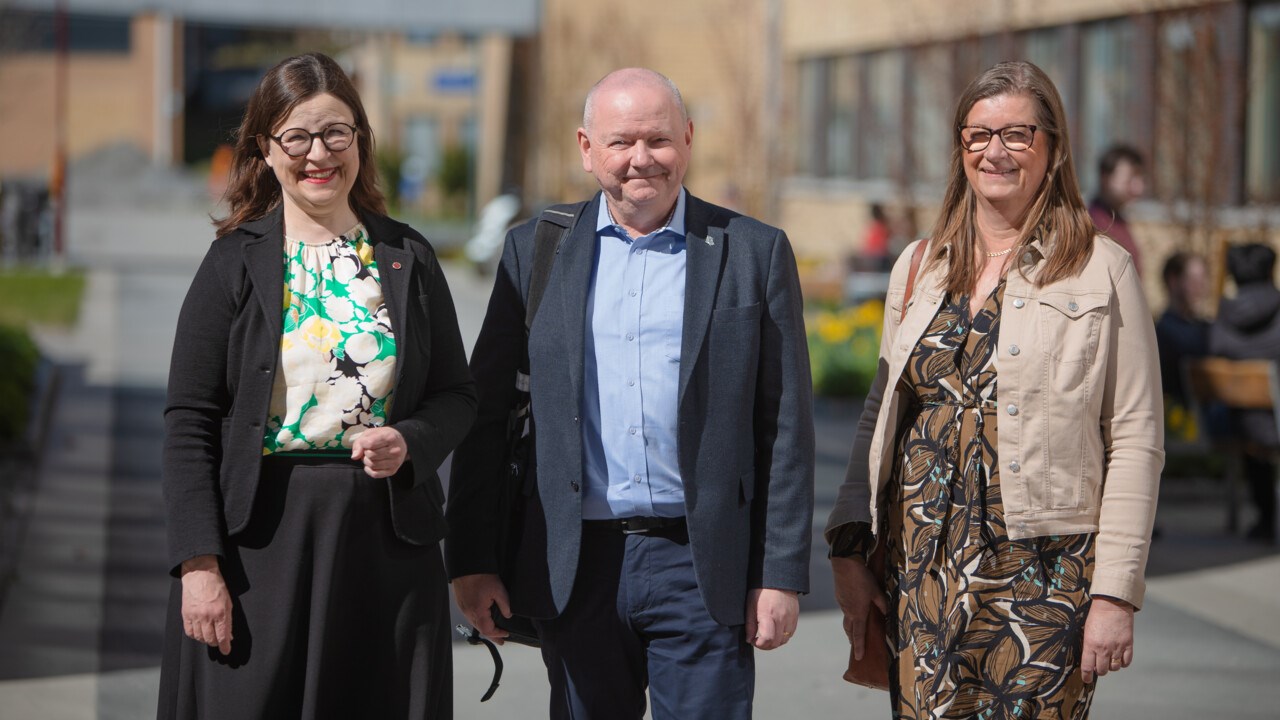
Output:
[1006, 404, 1018, 416]
[1012, 298, 1025, 309]
[629, 290, 637, 297]
[626, 333, 634, 341]
[1009, 461, 1021, 473]
[629, 427, 637, 435]
[1021, 252, 1033, 264]
[628, 379, 635, 387]
[1068, 301, 1079, 312]
[633, 474, 642, 484]
[1008, 345, 1020, 356]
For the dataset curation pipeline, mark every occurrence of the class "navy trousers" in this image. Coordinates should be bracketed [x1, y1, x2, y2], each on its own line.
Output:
[533, 523, 754, 720]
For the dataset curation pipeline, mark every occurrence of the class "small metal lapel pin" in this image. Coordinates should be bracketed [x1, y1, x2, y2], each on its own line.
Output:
[705, 234, 715, 246]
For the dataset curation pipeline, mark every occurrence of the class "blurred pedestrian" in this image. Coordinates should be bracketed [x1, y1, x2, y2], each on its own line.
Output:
[447, 67, 814, 719]
[1088, 145, 1147, 276]
[1210, 243, 1280, 543]
[158, 52, 476, 719]
[859, 203, 892, 272]
[1156, 252, 1211, 407]
[827, 61, 1163, 717]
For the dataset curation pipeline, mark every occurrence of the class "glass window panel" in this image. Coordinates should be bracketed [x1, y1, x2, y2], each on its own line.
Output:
[795, 58, 828, 176]
[1025, 28, 1072, 112]
[828, 56, 859, 178]
[863, 50, 905, 181]
[1080, 19, 1137, 198]
[1247, 3, 1280, 203]
[910, 45, 952, 186]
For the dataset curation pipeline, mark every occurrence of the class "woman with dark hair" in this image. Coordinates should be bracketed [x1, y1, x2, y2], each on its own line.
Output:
[827, 61, 1163, 717]
[158, 52, 476, 718]
[1211, 243, 1280, 542]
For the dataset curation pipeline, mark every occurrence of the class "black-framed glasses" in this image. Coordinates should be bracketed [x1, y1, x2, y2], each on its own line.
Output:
[959, 124, 1038, 152]
[264, 122, 358, 157]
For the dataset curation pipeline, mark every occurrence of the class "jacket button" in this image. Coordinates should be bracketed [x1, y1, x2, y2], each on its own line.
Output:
[1006, 404, 1018, 416]
[1008, 345, 1020, 356]
[1012, 298, 1025, 309]
[1068, 301, 1079, 312]
[570, 481, 580, 492]
[1008, 460, 1021, 473]
[573, 416, 580, 424]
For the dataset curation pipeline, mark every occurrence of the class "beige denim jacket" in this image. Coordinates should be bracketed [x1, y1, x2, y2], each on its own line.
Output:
[826, 235, 1164, 608]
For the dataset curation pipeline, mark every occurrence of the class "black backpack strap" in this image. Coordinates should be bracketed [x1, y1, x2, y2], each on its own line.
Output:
[525, 202, 584, 332]
[515, 201, 585, 395]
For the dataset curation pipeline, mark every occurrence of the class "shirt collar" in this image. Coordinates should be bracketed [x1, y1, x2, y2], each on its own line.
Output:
[596, 187, 687, 242]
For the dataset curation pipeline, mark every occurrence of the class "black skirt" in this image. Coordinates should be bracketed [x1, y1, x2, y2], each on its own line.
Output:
[157, 456, 452, 719]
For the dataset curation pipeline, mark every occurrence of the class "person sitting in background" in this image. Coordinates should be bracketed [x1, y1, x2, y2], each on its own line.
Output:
[1088, 145, 1146, 276]
[1210, 243, 1280, 543]
[1156, 252, 1211, 408]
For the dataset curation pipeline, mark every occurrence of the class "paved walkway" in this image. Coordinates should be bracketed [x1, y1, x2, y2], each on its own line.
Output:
[1, 202, 1278, 718]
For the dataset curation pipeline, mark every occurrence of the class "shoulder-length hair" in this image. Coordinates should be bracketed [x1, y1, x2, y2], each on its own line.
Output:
[927, 61, 1094, 292]
[214, 52, 386, 236]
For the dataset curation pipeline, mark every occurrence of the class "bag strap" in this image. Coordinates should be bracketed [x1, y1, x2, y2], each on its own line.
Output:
[515, 202, 586, 395]
[900, 239, 930, 324]
[526, 203, 585, 331]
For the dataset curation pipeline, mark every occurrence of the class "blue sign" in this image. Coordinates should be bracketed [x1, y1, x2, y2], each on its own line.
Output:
[433, 70, 477, 94]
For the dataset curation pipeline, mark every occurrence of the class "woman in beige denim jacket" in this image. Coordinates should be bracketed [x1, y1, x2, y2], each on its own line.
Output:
[827, 61, 1163, 717]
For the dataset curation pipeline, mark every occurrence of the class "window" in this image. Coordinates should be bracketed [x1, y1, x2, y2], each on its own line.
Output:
[1079, 19, 1137, 198]
[794, 58, 828, 176]
[1025, 27, 1072, 113]
[828, 56, 859, 178]
[0, 10, 131, 53]
[1247, 3, 1280, 203]
[863, 50, 905, 182]
[909, 45, 952, 186]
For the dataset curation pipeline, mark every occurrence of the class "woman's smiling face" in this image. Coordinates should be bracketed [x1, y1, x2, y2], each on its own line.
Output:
[962, 93, 1050, 218]
[260, 93, 360, 221]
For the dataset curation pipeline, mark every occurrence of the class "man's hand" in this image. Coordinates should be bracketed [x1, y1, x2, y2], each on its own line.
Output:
[746, 588, 799, 650]
[1081, 596, 1135, 683]
[452, 573, 512, 643]
[180, 554, 233, 655]
[351, 427, 409, 479]
[831, 556, 888, 660]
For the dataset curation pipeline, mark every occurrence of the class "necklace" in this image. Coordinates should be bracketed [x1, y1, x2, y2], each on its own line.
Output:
[984, 246, 1016, 257]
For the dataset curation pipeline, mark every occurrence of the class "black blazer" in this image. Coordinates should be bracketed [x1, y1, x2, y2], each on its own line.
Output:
[162, 207, 477, 575]
[446, 192, 814, 626]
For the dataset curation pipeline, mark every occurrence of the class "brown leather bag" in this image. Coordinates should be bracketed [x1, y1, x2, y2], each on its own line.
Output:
[841, 543, 890, 691]
[898, 239, 930, 323]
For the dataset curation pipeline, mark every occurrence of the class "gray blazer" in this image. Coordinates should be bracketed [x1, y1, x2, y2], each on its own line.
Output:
[446, 192, 814, 626]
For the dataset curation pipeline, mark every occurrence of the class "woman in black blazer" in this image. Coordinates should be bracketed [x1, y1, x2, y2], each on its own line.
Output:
[157, 53, 476, 719]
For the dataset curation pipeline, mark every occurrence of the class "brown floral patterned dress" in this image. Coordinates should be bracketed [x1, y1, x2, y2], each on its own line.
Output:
[885, 282, 1097, 719]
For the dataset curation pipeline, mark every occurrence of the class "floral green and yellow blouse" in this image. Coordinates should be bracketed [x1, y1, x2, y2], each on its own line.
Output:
[263, 224, 397, 453]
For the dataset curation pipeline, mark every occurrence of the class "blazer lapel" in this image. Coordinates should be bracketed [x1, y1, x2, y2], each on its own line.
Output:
[241, 211, 284, 344]
[679, 195, 724, 403]
[370, 227, 414, 400]
[555, 194, 600, 414]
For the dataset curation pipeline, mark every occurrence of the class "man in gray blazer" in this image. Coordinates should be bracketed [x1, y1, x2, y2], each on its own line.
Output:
[447, 68, 814, 719]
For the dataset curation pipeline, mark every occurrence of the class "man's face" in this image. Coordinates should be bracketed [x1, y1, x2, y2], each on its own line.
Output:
[1105, 159, 1146, 208]
[577, 82, 693, 226]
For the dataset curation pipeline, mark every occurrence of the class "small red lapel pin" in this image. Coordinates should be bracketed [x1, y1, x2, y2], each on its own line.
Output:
[391, 261, 402, 269]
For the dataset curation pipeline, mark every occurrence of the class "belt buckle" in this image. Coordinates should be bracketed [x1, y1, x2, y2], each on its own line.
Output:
[620, 518, 652, 535]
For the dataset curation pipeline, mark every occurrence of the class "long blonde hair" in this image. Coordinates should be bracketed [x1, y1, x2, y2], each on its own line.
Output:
[928, 61, 1094, 293]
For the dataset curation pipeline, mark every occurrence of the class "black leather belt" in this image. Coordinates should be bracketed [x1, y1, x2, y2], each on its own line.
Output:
[583, 516, 687, 535]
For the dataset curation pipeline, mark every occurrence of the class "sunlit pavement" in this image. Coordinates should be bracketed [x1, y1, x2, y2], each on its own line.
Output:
[1, 202, 1277, 719]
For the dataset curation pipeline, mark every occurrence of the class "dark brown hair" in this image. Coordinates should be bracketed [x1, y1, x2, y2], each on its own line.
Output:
[214, 52, 385, 236]
[927, 61, 1094, 292]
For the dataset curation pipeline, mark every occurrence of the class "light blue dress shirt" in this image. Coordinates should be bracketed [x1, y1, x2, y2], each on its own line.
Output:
[580, 189, 688, 520]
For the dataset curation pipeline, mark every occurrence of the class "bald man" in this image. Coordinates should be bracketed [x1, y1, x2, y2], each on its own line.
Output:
[446, 69, 814, 719]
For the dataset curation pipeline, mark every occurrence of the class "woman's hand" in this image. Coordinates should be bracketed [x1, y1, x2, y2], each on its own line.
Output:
[1080, 596, 1134, 682]
[180, 555, 233, 655]
[351, 427, 410, 478]
[831, 556, 888, 660]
